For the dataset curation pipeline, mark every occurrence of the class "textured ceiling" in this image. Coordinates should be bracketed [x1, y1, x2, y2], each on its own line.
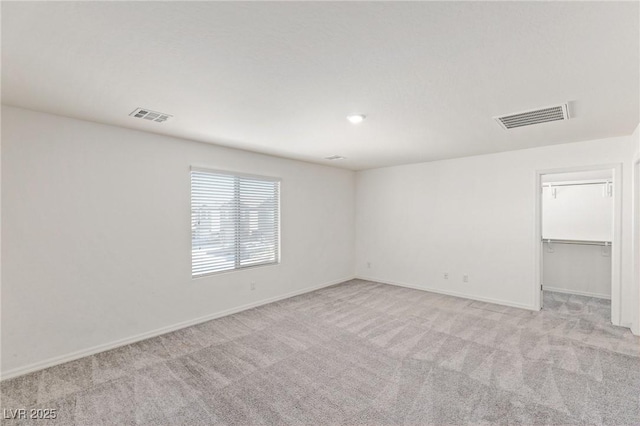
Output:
[2, 2, 639, 170]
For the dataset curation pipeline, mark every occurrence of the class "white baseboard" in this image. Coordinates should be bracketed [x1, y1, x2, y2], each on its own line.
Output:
[356, 275, 537, 311]
[543, 286, 610, 300]
[0, 276, 353, 381]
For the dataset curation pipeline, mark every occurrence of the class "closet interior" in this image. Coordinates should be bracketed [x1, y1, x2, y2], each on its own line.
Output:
[541, 170, 614, 318]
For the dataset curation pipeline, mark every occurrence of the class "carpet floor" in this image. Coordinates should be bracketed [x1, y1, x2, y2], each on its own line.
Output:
[1, 280, 639, 425]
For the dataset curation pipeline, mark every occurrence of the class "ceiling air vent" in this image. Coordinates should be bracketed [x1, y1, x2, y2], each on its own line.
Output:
[494, 103, 569, 130]
[325, 155, 346, 160]
[129, 108, 172, 123]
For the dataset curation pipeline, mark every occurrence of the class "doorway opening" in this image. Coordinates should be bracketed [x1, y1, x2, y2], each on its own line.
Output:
[534, 164, 622, 326]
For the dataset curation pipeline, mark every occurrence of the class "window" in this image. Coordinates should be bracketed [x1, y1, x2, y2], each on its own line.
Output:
[191, 168, 280, 277]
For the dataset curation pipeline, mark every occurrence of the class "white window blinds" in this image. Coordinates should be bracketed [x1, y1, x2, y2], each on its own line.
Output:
[191, 168, 280, 277]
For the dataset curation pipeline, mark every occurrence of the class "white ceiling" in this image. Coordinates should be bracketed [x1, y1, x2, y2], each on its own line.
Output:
[2, 2, 638, 170]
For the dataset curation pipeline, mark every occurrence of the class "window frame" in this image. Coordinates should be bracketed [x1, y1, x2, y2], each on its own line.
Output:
[190, 166, 281, 279]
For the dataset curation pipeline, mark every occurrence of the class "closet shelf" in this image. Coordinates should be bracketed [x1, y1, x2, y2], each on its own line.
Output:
[542, 238, 611, 246]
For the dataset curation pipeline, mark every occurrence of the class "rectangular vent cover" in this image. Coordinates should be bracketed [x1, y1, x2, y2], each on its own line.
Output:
[129, 108, 172, 123]
[325, 155, 346, 160]
[494, 104, 569, 130]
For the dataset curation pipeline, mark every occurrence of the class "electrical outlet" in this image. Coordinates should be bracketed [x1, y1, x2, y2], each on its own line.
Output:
[463, 274, 469, 283]
[444, 272, 449, 280]
[250, 282, 256, 291]
[367, 262, 371, 269]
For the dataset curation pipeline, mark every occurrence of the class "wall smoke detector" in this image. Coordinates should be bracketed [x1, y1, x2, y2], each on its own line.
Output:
[129, 108, 172, 123]
[494, 103, 570, 130]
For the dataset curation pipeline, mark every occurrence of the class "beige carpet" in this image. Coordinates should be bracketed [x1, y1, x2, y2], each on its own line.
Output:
[1, 279, 639, 425]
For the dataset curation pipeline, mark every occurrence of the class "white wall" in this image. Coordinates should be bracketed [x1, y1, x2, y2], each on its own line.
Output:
[543, 244, 611, 299]
[541, 183, 613, 242]
[1, 105, 356, 376]
[356, 135, 636, 325]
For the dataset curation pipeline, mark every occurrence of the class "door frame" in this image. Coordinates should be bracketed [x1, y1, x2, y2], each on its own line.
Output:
[534, 163, 622, 325]
[633, 158, 640, 335]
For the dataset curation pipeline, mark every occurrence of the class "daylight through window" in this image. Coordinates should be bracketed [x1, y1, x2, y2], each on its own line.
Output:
[191, 168, 280, 277]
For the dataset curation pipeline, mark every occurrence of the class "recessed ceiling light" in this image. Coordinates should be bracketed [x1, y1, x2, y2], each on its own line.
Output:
[346, 114, 366, 124]
[325, 155, 346, 160]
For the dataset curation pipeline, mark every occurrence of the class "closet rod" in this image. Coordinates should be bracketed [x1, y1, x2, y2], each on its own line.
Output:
[542, 239, 611, 246]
